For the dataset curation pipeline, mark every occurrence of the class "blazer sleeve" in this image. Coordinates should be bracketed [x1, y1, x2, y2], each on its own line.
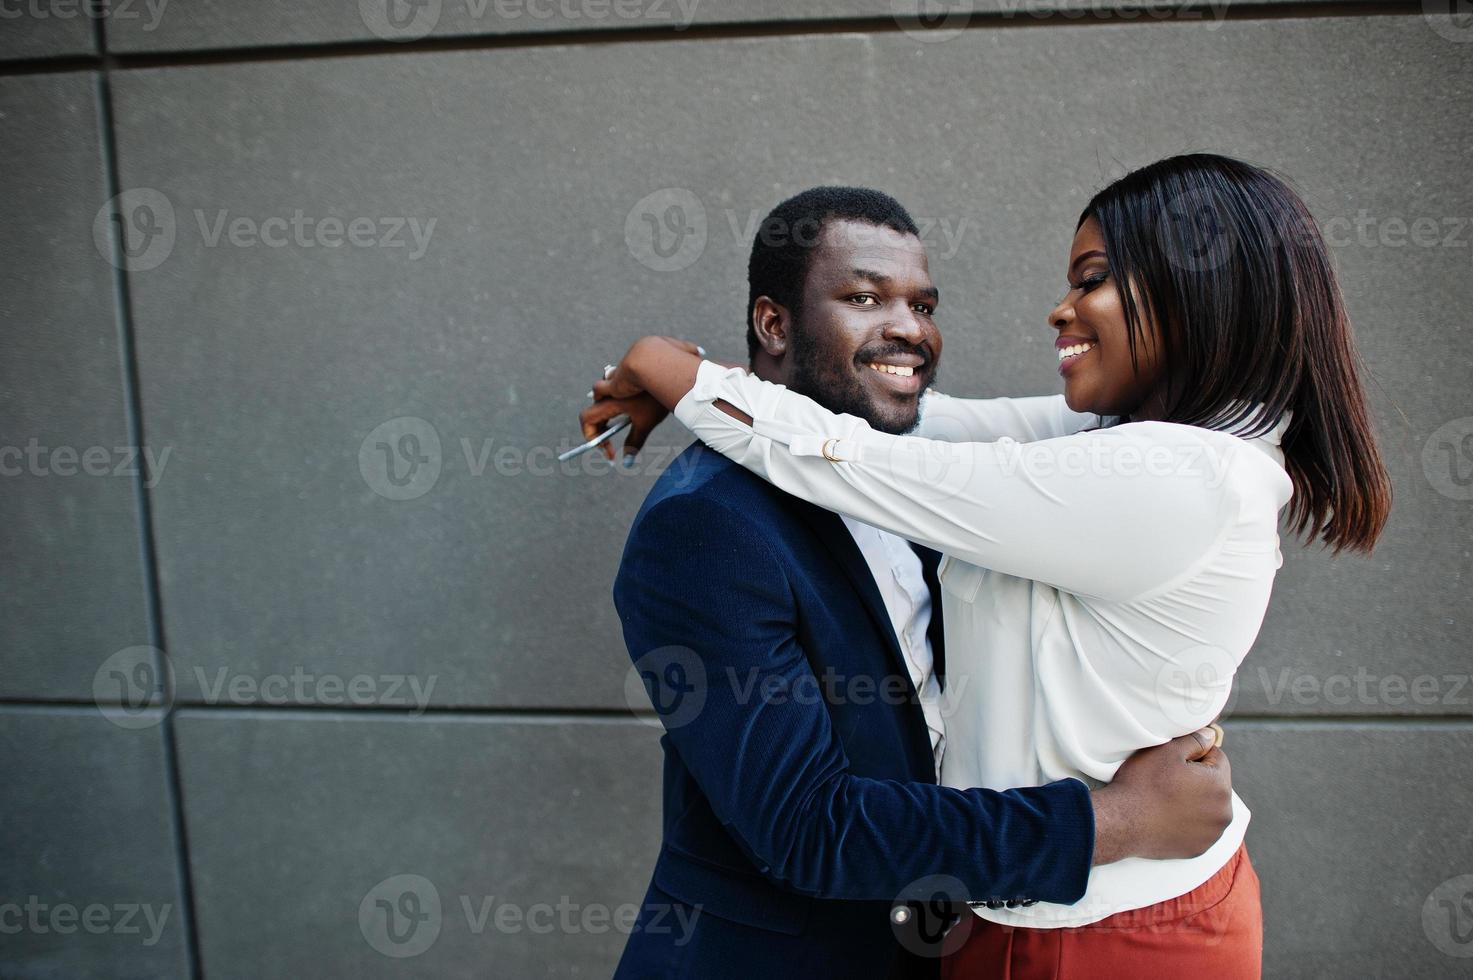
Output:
[613, 490, 1095, 903]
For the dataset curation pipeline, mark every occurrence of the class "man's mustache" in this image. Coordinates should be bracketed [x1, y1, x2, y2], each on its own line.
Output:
[859, 343, 935, 369]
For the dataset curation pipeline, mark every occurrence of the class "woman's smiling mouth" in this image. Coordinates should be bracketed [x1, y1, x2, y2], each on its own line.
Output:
[1056, 338, 1097, 375]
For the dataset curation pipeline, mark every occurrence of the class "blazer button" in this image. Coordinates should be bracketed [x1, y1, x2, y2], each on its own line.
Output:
[1021, 899, 1038, 907]
[1005, 899, 1021, 909]
[984, 899, 1006, 909]
[891, 905, 911, 925]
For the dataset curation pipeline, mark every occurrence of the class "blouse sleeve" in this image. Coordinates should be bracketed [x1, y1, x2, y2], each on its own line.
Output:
[914, 390, 1103, 444]
[673, 360, 1269, 603]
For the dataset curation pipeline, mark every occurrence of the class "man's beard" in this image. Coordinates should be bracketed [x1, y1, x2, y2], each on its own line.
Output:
[787, 322, 933, 436]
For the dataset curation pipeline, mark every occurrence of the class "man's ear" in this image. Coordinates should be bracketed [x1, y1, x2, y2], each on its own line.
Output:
[751, 296, 791, 358]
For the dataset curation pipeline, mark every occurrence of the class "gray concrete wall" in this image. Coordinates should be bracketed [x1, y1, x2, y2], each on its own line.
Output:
[1, 3, 1470, 977]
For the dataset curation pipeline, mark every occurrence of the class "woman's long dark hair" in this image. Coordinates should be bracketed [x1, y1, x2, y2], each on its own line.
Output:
[1081, 153, 1391, 553]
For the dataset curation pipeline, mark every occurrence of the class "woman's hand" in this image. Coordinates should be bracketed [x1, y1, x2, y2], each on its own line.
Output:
[579, 392, 669, 464]
[579, 336, 704, 464]
[589, 336, 701, 401]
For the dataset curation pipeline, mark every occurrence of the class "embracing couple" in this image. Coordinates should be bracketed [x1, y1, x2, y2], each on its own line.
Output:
[581, 155, 1391, 978]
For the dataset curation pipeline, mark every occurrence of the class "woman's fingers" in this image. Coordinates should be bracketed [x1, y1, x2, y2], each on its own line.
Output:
[616, 394, 672, 465]
[620, 422, 650, 464]
[591, 371, 642, 401]
[578, 398, 626, 461]
[578, 395, 667, 463]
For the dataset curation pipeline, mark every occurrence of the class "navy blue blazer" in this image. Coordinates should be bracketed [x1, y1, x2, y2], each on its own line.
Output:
[612, 443, 1094, 979]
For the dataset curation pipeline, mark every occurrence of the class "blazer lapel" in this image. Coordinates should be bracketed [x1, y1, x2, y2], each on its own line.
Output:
[786, 498, 935, 765]
[793, 502, 908, 669]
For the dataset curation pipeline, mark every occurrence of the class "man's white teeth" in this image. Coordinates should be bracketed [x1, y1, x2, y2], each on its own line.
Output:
[868, 362, 916, 377]
[1057, 342, 1096, 362]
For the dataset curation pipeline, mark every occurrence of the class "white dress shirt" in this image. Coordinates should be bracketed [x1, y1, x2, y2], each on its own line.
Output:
[837, 515, 945, 780]
[674, 359, 1292, 927]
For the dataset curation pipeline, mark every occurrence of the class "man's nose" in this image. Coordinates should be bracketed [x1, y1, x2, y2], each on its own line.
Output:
[883, 304, 929, 344]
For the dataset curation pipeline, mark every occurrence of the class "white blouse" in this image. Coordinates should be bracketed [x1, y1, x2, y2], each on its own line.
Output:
[673, 359, 1293, 927]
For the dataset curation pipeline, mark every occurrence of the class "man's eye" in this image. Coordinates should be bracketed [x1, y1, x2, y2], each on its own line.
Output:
[912, 303, 935, 316]
[850, 295, 879, 306]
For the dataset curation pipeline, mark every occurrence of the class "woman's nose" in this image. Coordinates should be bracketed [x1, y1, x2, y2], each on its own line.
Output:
[1049, 298, 1073, 331]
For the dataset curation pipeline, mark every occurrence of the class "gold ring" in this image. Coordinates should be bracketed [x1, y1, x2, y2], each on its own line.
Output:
[1207, 722, 1225, 749]
[821, 438, 842, 462]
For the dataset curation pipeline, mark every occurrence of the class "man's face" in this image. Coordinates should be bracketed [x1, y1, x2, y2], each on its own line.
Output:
[786, 219, 942, 435]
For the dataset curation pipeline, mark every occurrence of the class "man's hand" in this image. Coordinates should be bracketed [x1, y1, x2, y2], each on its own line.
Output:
[1090, 729, 1233, 865]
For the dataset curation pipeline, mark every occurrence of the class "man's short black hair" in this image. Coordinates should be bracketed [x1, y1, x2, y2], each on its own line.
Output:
[746, 186, 920, 360]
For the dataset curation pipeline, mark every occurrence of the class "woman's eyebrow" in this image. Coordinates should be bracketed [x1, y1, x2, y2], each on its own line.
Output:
[1068, 250, 1107, 276]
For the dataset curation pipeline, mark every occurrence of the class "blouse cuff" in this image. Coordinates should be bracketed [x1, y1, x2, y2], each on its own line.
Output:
[673, 360, 869, 462]
[673, 359, 748, 426]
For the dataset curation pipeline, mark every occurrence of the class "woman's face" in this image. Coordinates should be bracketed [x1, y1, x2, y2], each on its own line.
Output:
[1048, 217, 1166, 419]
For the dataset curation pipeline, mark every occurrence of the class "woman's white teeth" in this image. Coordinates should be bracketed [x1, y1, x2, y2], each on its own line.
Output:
[868, 362, 915, 377]
[1057, 342, 1096, 361]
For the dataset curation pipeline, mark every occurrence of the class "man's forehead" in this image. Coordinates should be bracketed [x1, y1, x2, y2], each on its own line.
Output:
[814, 219, 930, 273]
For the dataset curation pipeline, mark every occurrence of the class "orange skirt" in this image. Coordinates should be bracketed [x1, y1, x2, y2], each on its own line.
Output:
[941, 843, 1263, 979]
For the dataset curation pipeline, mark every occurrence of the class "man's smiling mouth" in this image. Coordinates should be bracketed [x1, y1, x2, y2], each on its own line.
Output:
[860, 353, 928, 393]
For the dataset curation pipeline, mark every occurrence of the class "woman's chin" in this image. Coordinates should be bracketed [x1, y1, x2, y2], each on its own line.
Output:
[1062, 384, 1094, 416]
